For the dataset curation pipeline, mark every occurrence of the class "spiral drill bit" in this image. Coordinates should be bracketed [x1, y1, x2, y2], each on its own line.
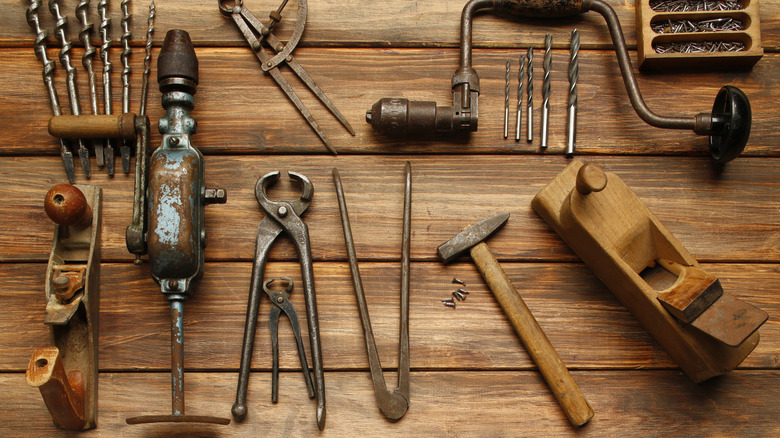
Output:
[120, 0, 132, 173]
[50, 0, 90, 178]
[526, 47, 533, 142]
[503, 60, 510, 139]
[27, 1, 75, 183]
[541, 34, 552, 149]
[97, 0, 115, 175]
[77, 0, 104, 168]
[139, 1, 155, 117]
[567, 29, 579, 157]
[515, 53, 525, 141]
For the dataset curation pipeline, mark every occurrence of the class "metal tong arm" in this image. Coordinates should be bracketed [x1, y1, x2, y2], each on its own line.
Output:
[332, 164, 411, 421]
[256, 173, 326, 430]
[265, 278, 315, 403]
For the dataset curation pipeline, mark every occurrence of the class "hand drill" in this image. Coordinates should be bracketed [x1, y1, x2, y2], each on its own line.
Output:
[366, 0, 751, 164]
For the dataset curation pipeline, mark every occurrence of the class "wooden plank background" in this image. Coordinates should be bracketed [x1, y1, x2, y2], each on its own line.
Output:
[1, 0, 777, 436]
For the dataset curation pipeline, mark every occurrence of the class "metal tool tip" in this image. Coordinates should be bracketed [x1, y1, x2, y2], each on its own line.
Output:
[231, 403, 247, 420]
[317, 405, 326, 430]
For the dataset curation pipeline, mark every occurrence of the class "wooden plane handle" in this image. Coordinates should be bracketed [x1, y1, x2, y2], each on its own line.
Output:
[470, 242, 594, 427]
[26, 346, 86, 431]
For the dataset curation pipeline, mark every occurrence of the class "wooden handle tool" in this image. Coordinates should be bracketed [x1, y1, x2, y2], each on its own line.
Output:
[437, 213, 593, 427]
[470, 242, 593, 427]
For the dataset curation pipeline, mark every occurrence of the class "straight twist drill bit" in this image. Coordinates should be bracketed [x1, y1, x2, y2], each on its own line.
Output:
[139, 1, 155, 117]
[27, 0, 75, 183]
[77, 0, 104, 168]
[120, 0, 132, 173]
[526, 47, 533, 142]
[504, 60, 510, 139]
[541, 34, 552, 149]
[566, 29, 579, 157]
[98, 0, 115, 175]
[515, 53, 525, 141]
[50, 0, 91, 178]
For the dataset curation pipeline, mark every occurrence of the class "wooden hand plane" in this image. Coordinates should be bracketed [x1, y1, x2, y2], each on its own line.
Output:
[27, 184, 101, 430]
[532, 160, 766, 383]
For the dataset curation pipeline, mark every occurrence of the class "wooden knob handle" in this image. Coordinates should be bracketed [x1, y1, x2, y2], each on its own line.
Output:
[576, 163, 607, 195]
[45, 185, 92, 228]
[470, 242, 594, 427]
[26, 346, 86, 431]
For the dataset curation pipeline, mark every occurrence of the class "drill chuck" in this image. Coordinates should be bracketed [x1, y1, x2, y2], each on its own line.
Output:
[157, 29, 198, 95]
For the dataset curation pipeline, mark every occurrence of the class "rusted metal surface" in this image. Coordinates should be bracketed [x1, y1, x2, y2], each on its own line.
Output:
[125, 29, 229, 426]
[365, 0, 751, 163]
[219, 0, 354, 155]
[28, 184, 102, 430]
[437, 213, 510, 263]
[233, 171, 325, 430]
[332, 163, 411, 421]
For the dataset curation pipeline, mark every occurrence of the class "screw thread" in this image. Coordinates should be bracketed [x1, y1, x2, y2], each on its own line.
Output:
[77, 0, 99, 114]
[120, 0, 132, 113]
[140, 1, 155, 116]
[542, 34, 552, 111]
[27, 1, 58, 112]
[569, 29, 579, 108]
[98, 0, 112, 115]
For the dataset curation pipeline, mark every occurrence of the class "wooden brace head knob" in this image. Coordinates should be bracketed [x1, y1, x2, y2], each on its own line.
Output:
[44, 185, 92, 228]
[576, 163, 608, 195]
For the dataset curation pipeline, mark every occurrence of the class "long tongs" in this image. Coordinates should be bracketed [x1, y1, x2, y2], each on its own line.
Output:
[219, 0, 354, 155]
[332, 163, 411, 420]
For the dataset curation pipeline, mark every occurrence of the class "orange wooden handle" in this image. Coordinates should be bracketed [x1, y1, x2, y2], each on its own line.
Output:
[48, 114, 138, 140]
[26, 346, 86, 431]
[470, 242, 594, 427]
[44, 184, 92, 228]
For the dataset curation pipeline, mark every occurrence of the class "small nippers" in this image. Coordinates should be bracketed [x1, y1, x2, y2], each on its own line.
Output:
[233, 171, 326, 430]
[264, 277, 315, 403]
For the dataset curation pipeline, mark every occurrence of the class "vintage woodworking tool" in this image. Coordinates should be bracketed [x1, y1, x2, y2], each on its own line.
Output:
[366, 0, 751, 164]
[233, 170, 326, 429]
[515, 53, 525, 141]
[124, 29, 230, 426]
[526, 47, 533, 142]
[28, 184, 101, 430]
[76, 0, 104, 168]
[504, 60, 510, 139]
[26, 1, 75, 183]
[97, 0, 115, 175]
[541, 33, 552, 149]
[532, 160, 768, 382]
[437, 213, 593, 427]
[50, 0, 91, 177]
[263, 277, 315, 404]
[332, 164, 411, 421]
[120, 0, 133, 173]
[566, 29, 579, 157]
[219, 0, 355, 155]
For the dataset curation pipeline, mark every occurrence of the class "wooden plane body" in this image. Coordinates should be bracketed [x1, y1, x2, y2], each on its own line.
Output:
[532, 160, 766, 383]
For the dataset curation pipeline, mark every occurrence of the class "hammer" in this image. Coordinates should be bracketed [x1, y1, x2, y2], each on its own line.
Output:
[437, 213, 593, 427]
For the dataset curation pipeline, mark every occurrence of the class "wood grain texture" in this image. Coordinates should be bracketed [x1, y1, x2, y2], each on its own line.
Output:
[4, 46, 779, 156]
[2, 262, 777, 372]
[1, 370, 778, 436]
[3, 0, 778, 435]
[1, 156, 777, 263]
[4, 0, 780, 50]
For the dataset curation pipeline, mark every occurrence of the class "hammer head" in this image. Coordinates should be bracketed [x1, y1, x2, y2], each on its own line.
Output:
[437, 213, 510, 263]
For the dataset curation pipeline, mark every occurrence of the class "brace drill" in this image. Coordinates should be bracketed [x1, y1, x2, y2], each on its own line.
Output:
[366, 0, 751, 164]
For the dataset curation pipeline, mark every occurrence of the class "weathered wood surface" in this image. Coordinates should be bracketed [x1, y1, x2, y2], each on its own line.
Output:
[4, 47, 779, 157]
[1, 156, 778, 262]
[1, 371, 777, 436]
[3, 262, 777, 372]
[2, 0, 778, 435]
[4, 0, 780, 51]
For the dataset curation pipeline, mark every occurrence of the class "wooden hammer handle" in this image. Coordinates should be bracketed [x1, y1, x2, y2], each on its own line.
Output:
[470, 242, 594, 427]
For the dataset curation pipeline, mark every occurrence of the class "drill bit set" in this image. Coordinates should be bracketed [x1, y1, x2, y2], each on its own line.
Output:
[26, 0, 155, 182]
[504, 30, 579, 155]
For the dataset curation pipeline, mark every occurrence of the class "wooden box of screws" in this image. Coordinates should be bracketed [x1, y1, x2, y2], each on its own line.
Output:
[636, 0, 763, 70]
